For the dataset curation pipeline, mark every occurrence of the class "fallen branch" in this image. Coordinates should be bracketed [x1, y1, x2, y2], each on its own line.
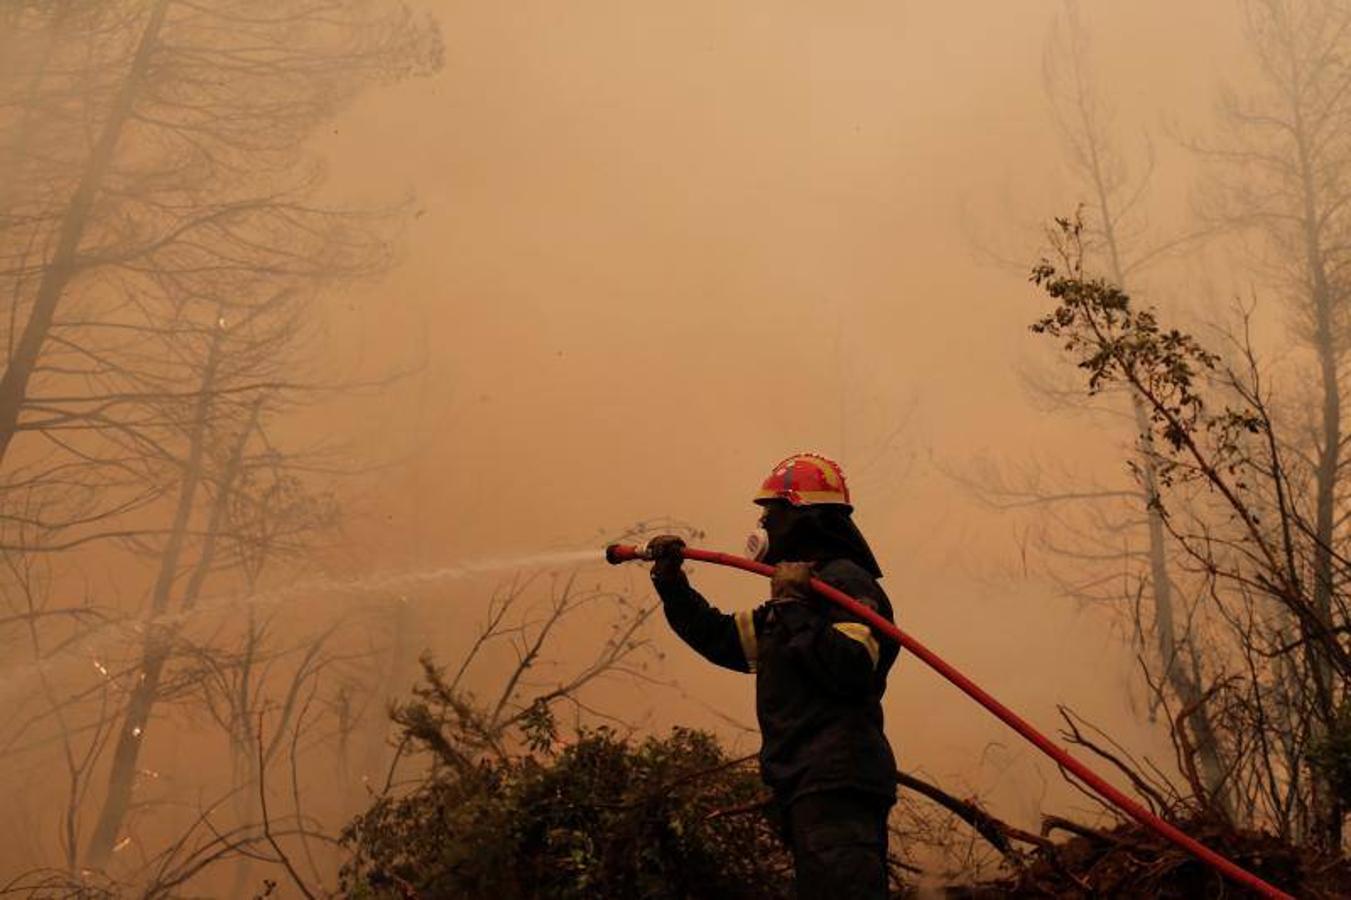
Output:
[704, 798, 772, 822]
[897, 769, 1052, 860]
[1041, 814, 1129, 846]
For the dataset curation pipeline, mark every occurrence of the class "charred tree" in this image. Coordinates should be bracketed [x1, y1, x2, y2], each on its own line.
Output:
[0, 0, 443, 879]
[1198, 0, 1351, 848]
[1041, 2, 1231, 811]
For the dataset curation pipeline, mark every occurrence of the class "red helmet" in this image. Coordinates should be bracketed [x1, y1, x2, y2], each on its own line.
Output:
[754, 453, 852, 508]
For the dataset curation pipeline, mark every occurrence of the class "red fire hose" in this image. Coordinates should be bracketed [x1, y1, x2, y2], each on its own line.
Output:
[605, 543, 1294, 900]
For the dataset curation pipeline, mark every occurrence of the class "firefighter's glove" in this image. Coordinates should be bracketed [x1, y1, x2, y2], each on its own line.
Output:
[647, 535, 686, 584]
[771, 562, 814, 603]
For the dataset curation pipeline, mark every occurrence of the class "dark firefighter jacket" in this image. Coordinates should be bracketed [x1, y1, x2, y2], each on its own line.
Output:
[653, 559, 898, 805]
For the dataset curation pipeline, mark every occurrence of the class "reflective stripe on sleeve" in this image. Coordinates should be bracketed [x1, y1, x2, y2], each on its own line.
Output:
[735, 610, 758, 672]
[833, 621, 880, 668]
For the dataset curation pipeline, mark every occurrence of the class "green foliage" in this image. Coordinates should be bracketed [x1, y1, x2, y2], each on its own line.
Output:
[1308, 700, 1351, 809]
[1030, 216, 1264, 494]
[1028, 213, 1351, 851]
[341, 714, 790, 899]
[518, 698, 559, 756]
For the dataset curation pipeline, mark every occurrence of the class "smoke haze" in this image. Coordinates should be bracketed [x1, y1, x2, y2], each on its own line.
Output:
[2, 0, 1304, 890]
[320, 0, 1245, 819]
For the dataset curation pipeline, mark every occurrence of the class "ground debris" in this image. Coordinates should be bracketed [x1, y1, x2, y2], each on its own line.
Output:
[937, 817, 1349, 899]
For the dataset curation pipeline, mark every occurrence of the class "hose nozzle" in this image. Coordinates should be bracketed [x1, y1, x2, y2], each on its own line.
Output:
[604, 542, 650, 564]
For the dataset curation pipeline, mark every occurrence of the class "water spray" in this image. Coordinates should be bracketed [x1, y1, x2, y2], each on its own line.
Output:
[606, 541, 1294, 900]
[0, 548, 604, 703]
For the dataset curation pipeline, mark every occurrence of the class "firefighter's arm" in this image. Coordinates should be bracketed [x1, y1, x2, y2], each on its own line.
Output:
[652, 565, 756, 675]
[775, 564, 880, 694]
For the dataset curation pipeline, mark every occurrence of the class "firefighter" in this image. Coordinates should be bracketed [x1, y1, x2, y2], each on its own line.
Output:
[647, 453, 898, 899]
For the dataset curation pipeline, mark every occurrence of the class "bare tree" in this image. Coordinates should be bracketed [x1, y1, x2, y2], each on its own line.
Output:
[1030, 215, 1350, 849]
[1190, 0, 1351, 848]
[82, 289, 347, 867]
[957, 0, 1230, 809]
[1045, 0, 1231, 810]
[0, 0, 444, 881]
[386, 568, 666, 782]
[0, 1, 440, 471]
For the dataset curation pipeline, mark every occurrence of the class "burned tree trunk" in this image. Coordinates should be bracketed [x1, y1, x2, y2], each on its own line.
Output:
[83, 319, 221, 869]
[0, 0, 169, 464]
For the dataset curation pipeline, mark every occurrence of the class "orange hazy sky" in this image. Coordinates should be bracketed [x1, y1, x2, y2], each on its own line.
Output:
[301, 0, 1253, 829]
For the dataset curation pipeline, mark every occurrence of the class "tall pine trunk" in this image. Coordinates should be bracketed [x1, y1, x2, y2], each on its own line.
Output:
[0, 0, 169, 465]
[1303, 169, 1342, 849]
[1092, 170, 1232, 812]
[84, 318, 220, 869]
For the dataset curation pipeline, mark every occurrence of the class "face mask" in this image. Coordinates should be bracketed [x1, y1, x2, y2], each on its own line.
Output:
[745, 526, 770, 562]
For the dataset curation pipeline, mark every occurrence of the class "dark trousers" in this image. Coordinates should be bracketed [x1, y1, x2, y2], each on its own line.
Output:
[783, 790, 891, 900]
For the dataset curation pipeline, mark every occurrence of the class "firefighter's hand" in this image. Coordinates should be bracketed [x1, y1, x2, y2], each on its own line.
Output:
[647, 535, 686, 583]
[771, 562, 813, 603]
